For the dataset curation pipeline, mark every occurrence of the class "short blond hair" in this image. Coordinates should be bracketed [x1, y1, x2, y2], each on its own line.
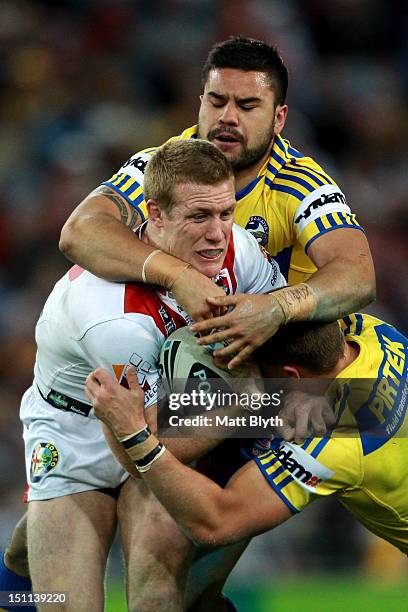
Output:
[144, 139, 233, 214]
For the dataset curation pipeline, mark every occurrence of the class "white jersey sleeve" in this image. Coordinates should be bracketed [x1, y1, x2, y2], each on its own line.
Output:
[80, 315, 163, 409]
[232, 224, 286, 294]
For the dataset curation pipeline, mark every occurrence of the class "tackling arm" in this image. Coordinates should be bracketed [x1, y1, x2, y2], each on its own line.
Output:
[60, 189, 227, 319]
[190, 228, 376, 367]
[86, 367, 292, 546]
[138, 451, 292, 547]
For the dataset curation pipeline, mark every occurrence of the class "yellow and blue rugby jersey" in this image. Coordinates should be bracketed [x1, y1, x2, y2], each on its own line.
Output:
[255, 313, 408, 553]
[101, 126, 363, 283]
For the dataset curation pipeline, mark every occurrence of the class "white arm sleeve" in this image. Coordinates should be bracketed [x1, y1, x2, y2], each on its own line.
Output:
[80, 315, 164, 408]
[232, 224, 287, 294]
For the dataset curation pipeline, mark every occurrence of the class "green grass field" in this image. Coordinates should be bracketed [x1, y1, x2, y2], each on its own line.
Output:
[105, 576, 408, 611]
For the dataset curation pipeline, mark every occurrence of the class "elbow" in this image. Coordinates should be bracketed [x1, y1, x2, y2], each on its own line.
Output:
[59, 216, 83, 261]
[358, 272, 377, 309]
[189, 524, 230, 549]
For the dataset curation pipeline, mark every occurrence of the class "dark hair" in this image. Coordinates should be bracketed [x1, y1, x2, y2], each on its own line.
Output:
[254, 320, 344, 375]
[202, 35, 288, 106]
[144, 138, 233, 213]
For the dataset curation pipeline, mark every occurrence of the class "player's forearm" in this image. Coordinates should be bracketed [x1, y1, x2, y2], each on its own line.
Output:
[162, 436, 222, 465]
[60, 211, 149, 281]
[140, 449, 233, 547]
[273, 257, 375, 323]
[307, 256, 375, 320]
[60, 208, 191, 286]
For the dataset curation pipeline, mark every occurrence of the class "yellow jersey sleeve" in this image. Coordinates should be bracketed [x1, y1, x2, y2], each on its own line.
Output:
[268, 138, 364, 254]
[254, 436, 363, 513]
[101, 147, 158, 222]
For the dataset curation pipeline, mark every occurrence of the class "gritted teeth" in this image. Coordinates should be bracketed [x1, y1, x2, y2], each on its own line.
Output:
[198, 249, 224, 259]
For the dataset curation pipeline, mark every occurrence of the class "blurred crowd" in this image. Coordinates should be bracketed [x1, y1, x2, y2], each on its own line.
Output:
[0, 0, 407, 581]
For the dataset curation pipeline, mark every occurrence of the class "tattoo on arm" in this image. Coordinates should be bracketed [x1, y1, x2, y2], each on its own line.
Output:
[274, 283, 318, 323]
[280, 285, 313, 309]
[92, 186, 141, 229]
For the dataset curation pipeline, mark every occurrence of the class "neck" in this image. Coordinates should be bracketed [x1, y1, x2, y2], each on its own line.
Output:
[143, 223, 161, 250]
[234, 141, 275, 193]
[328, 341, 360, 378]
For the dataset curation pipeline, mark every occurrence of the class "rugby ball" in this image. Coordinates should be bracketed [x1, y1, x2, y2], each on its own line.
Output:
[159, 326, 233, 397]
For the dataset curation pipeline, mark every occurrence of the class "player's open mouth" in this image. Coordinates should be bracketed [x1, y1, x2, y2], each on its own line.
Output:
[197, 249, 224, 260]
[213, 134, 241, 149]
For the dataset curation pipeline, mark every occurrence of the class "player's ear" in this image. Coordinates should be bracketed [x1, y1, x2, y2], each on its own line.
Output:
[147, 200, 164, 228]
[282, 365, 301, 379]
[274, 104, 288, 135]
[199, 94, 204, 102]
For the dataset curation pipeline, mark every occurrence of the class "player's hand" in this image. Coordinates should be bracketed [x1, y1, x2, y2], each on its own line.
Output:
[171, 266, 227, 321]
[190, 293, 285, 369]
[277, 391, 336, 442]
[86, 367, 146, 438]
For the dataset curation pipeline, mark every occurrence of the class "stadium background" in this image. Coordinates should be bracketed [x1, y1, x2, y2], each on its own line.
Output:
[0, 1, 407, 610]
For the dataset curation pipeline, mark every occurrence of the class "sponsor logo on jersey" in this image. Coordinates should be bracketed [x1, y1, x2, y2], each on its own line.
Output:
[158, 306, 176, 335]
[214, 268, 233, 294]
[295, 192, 347, 224]
[119, 353, 154, 397]
[122, 156, 148, 173]
[30, 442, 59, 483]
[274, 441, 333, 492]
[245, 216, 269, 246]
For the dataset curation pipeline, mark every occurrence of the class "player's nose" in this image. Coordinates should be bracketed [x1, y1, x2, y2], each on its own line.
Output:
[219, 102, 239, 125]
[205, 219, 225, 242]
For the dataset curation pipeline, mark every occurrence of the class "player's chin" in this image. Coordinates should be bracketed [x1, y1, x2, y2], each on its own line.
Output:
[193, 253, 225, 279]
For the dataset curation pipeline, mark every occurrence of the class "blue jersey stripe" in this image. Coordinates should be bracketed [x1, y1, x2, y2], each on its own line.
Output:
[276, 474, 294, 490]
[266, 181, 305, 201]
[342, 316, 353, 337]
[267, 162, 281, 177]
[254, 458, 299, 513]
[355, 314, 363, 336]
[301, 438, 314, 451]
[283, 165, 326, 187]
[310, 438, 330, 458]
[305, 225, 365, 253]
[236, 176, 262, 200]
[101, 181, 145, 220]
[287, 145, 303, 158]
[276, 171, 319, 193]
[271, 149, 286, 168]
[267, 464, 286, 479]
[272, 246, 293, 281]
[315, 218, 325, 233]
[274, 136, 289, 157]
[326, 213, 338, 228]
[129, 192, 144, 206]
[335, 383, 350, 425]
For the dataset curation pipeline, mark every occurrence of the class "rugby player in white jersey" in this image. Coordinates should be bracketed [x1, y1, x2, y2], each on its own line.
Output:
[20, 139, 285, 612]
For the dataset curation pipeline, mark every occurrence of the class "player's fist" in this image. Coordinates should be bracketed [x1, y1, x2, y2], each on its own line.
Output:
[86, 367, 146, 438]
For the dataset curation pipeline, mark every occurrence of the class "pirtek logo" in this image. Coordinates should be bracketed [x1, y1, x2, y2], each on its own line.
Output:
[123, 156, 148, 173]
[294, 192, 347, 223]
[276, 447, 321, 487]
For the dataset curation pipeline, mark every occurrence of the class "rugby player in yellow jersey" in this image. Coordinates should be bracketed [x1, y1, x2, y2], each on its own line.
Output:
[60, 36, 375, 370]
[88, 313, 408, 557]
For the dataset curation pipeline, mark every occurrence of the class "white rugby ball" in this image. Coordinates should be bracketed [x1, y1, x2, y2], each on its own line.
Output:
[159, 326, 233, 397]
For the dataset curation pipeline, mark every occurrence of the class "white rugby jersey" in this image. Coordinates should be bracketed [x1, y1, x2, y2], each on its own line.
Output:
[34, 223, 285, 415]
